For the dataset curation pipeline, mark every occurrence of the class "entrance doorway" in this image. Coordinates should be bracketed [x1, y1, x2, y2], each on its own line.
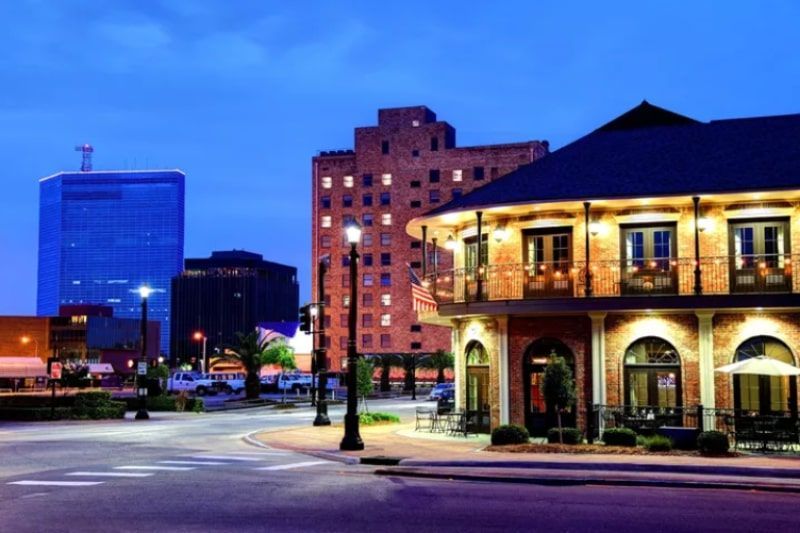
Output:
[465, 341, 491, 434]
[523, 338, 576, 437]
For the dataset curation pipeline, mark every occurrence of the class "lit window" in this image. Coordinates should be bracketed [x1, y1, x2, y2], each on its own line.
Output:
[382, 173, 392, 186]
[381, 314, 391, 327]
[381, 214, 392, 226]
[363, 274, 373, 287]
[321, 216, 332, 228]
[381, 294, 391, 306]
[343, 295, 350, 307]
[452, 169, 462, 182]
[321, 176, 332, 189]
[343, 175, 354, 188]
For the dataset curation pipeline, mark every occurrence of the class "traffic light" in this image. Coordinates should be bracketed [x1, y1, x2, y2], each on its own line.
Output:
[299, 304, 312, 333]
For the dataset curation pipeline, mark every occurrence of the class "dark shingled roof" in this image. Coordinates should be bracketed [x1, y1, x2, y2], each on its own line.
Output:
[426, 101, 800, 216]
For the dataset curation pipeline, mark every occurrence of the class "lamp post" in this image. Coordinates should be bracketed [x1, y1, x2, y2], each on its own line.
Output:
[340, 220, 364, 451]
[314, 256, 331, 426]
[136, 285, 152, 420]
[193, 331, 207, 373]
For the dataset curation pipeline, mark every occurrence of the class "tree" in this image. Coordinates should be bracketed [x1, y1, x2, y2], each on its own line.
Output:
[262, 339, 297, 403]
[543, 354, 576, 444]
[217, 331, 270, 400]
[419, 350, 455, 384]
[356, 357, 375, 413]
[371, 354, 403, 392]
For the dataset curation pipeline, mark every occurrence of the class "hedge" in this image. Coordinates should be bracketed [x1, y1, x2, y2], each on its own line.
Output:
[491, 424, 530, 445]
[642, 434, 673, 452]
[122, 395, 204, 412]
[546, 427, 583, 445]
[697, 431, 730, 455]
[0, 392, 124, 421]
[602, 427, 638, 447]
[359, 412, 400, 425]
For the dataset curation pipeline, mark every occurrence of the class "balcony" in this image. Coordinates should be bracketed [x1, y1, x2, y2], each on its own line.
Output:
[424, 254, 797, 305]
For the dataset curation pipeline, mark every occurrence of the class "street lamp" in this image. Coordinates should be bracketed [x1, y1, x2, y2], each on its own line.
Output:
[20, 336, 39, 358]
[135, 285, 152, 420]
[340, 220, 364, 451]
[193, 331, 207, 373]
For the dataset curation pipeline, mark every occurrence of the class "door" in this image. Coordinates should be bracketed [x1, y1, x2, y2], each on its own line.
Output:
[466, 366, 490, 434]
[621, 225, 677, 295]
[730, 220, 791, 293]
[463, 234, 488, 300]
[523, 229, 572, 297]
[523, 340, 576, 436]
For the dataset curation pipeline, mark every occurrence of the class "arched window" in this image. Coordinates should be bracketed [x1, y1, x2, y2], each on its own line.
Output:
[465, 341, 489, 366]
[465, 341, 490, 433]
[734, 336, 797, 415]
[624, 337, 681, 408]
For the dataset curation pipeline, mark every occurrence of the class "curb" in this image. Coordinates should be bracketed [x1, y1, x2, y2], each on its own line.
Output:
[374, 468, 800, 494]
[242, 430, 360, 465]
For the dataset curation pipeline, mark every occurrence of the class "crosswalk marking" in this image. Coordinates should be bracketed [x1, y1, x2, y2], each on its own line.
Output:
[190, 455, 271, 462]
[257, 461, 329, 471]
[8, 480, 105, 487]
[159, 460, 226, 466]
[115, 465, 195, 471]
[66, 471, 154, 478]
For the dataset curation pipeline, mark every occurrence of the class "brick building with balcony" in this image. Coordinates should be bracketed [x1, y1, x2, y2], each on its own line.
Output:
[312, 106, 548, 370]
[407, 101, 800, 438]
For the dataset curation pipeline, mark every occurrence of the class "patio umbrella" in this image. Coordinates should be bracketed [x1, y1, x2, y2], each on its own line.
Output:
[715, 356, 800, 376]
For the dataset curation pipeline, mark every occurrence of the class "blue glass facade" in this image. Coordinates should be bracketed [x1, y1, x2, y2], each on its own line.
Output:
[37, 170, 185, 354]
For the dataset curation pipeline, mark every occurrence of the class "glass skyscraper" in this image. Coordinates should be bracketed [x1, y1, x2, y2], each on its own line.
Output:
[37, 170, 185, 354]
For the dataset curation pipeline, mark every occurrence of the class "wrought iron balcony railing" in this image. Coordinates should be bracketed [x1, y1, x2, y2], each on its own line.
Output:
[423, 254, 798, 304]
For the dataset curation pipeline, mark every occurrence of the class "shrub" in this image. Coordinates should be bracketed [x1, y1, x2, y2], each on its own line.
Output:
[602, 428, 638, 447]
[546, 427, 583, 445]
[360, 412, 400, 425]
[491, 424, 530, 445]
[0, 407, 72, 421]
[643, 434, 673, 452]
[189, 398, 204, 413]
[697, 431, 730, 455]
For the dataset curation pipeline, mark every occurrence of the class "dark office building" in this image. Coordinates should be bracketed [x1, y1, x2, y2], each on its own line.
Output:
[170, 250, 299, 362]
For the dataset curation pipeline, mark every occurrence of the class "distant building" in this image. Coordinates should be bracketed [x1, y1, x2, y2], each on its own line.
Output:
[170, 250, 299, 363]
[37, 169, 185, 354]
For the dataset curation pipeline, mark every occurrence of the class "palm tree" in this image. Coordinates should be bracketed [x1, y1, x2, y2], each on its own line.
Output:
[217, 331, 269, 400]
[419, 350, 455, 384]
[369, 354, 404, 392]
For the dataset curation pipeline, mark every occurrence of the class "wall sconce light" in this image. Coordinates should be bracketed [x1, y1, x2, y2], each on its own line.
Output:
[697, 217, 710, 232]
[444, 233, 457, 250]
[492, 224, 508, 243]
[589, 221, 601, 236]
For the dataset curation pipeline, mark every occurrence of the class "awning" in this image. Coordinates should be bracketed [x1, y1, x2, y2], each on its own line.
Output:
[88, 363, 115, 375]
[0, 357, 48, 378]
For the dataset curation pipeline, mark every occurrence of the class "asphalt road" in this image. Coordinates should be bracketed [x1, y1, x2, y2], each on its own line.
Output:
[1, 400, 798, 532]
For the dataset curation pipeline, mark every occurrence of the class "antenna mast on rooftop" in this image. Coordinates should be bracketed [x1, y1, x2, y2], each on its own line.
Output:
[74, 144, 94, 172]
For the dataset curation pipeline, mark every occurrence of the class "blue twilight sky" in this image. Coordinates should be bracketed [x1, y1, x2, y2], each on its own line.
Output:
[1, 0, 799, 314]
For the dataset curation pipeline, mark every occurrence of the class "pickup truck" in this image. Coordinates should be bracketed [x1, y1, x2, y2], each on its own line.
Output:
[277, 373, 313, 391]
[167, 372, 220, 396]
[202, 372, 246, 395]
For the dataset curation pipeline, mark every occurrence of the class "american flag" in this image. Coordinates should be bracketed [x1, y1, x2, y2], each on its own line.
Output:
[408, 263, 438, 313]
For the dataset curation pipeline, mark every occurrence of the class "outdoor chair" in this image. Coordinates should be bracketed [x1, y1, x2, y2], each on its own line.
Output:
[415, 407, 435, 432]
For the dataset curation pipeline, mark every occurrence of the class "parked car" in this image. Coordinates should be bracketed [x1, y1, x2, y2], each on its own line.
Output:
[202, 372, 246, 395]
[427, 382, 455, 401]
[167, 372, 220, 396]
[277, 373, 313, 392]
[260, 374, 278, 392]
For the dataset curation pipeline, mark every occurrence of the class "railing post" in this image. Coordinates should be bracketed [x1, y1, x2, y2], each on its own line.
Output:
[421, 225, 428, 279]
[693, 196, 703, 295]
[431, 237, 438, 296]
[476, 211, 483, 301]
[586, 399, 595, 444]
[583, 202, 593, 297]
[697, 404, 704, 433]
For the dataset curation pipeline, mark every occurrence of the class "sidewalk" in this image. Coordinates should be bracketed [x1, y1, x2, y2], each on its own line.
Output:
[253, 420, 800, 492]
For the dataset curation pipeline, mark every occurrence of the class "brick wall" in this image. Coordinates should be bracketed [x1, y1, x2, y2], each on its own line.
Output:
[0, 317, 50, 361]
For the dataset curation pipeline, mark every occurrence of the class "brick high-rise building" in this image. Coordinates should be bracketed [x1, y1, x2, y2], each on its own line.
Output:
[312, 106, 548, 370]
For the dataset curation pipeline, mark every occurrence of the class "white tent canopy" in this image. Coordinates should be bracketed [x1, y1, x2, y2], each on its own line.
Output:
[87, 363, 115, 375]
[715, 356, 800, 377]
[0, 357, 48, 378]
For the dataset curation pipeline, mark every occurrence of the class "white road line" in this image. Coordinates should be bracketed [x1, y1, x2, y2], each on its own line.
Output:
[8, 480, 105, 487]
[190, 455, 271, 462]
[159, 460, 226, 466]
[115, 465, 195, 471]
[67, 472, 154, 478]
[256, 461, 330, 471]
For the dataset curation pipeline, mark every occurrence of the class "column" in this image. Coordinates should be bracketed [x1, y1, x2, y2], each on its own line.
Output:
[497, 315, 510, 425]
[589, 312, 607, 405]
[421, 225, 428, 278]
[451, 320, 462, 411]
[696, 311, 715, 415]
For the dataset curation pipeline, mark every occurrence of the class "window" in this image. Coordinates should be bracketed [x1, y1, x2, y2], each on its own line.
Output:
[324, 294, 331, 306]
[380, 192, 391, 206]
[430, 137, 439, 151]
[321, 216, 332, 228]
[324, 336, 331, 349]
[381, 233, 391, 246]
[363, 233, 373, 247]
[734, 336, 797, 413]
[381, 214, 392, 226]
[362, 194, 373, 207]
[452, 169, 463, 182]
[410, 324, 422, 332]
[381, 253, 391, 266]
[429, 190, 440, 204]
[342, 194, 353, 208]
[339, 337, 347, 350]
[362, 314, 373, 327]
[362, 293, 373, 307]
[381, 141, 389, 154]
[624, 337, 682, 409]
[341, 274, 349, 288]
[410, 260, 421, 269]
[343, 175, 354, 188]
[473, 166, 484, 180]
[412, 149, 419, 157]
[620, 224, 677, 295]
[410, 180, 421, 188]
[730, 219, 791, 293]
[381, 314, 391, 327]
[380, 334, 391, 348]
[362, 253, 373, 266]
[381, 294, 391, 306]
[362, 174, 373, 187]
[411, 342, 422, 350]
[464, 234, 489, 269]
[381, 173, 392, 186]
[429, 169, 440, 183]
[321, 176, 332, 189]
[362, 214, 373, 227]
[321, 235, 331, 248]
[342, 295, 349, 307]
[410, 200, 422, 208]
[341, 255, 350, 267]
[324, 315, 331, 328]
[411, 241, 421, 249]
[362, 334, 373, 349]
[380, 273, 391, 286]
[452, 188, 463, 199]
[340, 314, 348, 327]
[363, 274, 373, 287]
[321, 196, 331, 208]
